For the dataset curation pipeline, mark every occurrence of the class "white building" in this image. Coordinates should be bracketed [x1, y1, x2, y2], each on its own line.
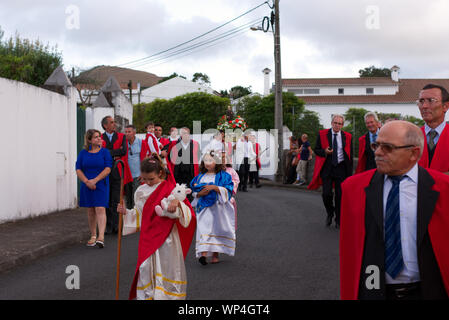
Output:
[139, 76, 217, 103]
[282, 66, 449, 127]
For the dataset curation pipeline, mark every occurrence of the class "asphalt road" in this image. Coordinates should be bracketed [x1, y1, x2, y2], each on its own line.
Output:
[0, 186, 340, 300]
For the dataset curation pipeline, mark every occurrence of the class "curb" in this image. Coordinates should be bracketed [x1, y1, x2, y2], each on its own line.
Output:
[0, 232, 89, 274]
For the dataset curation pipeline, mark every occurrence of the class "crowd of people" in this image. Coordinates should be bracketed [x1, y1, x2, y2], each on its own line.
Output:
[75, 115, 263, 300]
[75, 82, 449, 300]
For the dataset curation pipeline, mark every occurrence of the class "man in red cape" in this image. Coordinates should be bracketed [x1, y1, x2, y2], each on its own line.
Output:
[355, 112, 380, 174]
[129, 178, 196, 300]
[101, 116, 133, 234]
[166, 127, 200, 197]
[416, 84, 449, 175]
[308, 114, 353, 228]
[340, 121, 449, 300]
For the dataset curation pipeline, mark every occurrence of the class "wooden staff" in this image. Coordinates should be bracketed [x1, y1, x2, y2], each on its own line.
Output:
[114, 159, 125, 300]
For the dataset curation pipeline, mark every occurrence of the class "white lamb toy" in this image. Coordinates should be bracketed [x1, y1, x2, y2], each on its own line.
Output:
[155, 183, 192, 219]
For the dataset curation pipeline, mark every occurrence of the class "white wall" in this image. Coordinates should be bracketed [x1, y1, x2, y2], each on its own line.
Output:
[286, 85, 399, 96]
[305, 103, 433, 128]
[86, 106, 114, 132]
[0, 77, 78, 223]
[140, 77, 216, 103]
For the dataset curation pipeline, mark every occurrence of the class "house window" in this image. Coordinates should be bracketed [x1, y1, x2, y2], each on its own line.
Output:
[366, 88, 374, 94]
[338, 88, 344, 95]
[303, 88, 320, 94]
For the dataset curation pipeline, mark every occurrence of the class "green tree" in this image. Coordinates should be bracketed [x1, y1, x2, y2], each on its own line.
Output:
[158, 72, 186, 83]
[359, 65, 391, 77]
[343, 107, 370, 156]
[296, 109, 324, 149]
[0, 28, 62, 86]
[236, 92, 322, 142]
[133, 92, 229, 133]
[191, 72, 210, 86]
[229, 85, 252, 99]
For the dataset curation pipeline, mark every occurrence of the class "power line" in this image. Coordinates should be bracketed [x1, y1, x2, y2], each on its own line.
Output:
[138, 22, 259, 70]
[116, 1, 268, 67]
[124, 18, 262, 69]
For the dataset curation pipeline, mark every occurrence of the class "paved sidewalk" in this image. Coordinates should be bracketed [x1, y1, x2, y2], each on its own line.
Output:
[0, 179, 318, 274]
[0, 207, 89, 273]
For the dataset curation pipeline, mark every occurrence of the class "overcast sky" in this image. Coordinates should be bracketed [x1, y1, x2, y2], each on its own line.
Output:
[1, 0, 449, 93]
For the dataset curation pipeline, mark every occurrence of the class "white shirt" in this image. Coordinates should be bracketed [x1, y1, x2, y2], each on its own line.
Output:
[181, 140, 190, 150]
[383, 163, 420, 284]
[424, 121, 446, 145]
[332, 130, 344, 163]
[105, 131, 114, 142]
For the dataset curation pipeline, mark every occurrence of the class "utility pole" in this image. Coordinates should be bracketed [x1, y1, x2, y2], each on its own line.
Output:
[273, 0, 283, 182]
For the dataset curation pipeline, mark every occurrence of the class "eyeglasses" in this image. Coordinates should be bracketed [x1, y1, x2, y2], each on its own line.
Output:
[370, 142, 416, 153]
[416, 98, 440, 106]
[332, 122, 344, 126]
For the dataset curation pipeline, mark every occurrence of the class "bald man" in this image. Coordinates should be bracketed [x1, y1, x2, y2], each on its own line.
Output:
[340, 121, 449, 300]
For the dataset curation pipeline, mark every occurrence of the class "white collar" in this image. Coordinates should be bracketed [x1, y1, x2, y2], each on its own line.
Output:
[424, 121, 446, 136]
[383, 163, 418, 184]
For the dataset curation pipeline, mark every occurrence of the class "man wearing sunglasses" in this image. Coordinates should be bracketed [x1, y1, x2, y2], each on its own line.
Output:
[417, 84, 449, 175]
[308, 114, 353, 228]
[340, 120, 449, 300]
[355, 112, 380, 173]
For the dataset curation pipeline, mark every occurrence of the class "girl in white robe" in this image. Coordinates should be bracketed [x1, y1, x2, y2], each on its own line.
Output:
[190, 152, 235, 265]
[117, 155, 195, 300]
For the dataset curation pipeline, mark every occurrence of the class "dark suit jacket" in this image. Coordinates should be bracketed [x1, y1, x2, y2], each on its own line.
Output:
[314, 129, 353, 179]
[102, 132, 127, 180]
[358, 167, 448, 299]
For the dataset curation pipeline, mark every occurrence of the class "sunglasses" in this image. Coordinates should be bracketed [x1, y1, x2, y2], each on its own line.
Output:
[370, 142, 416, 153]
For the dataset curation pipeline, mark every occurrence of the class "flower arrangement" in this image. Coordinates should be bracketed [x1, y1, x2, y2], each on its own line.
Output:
[217, 115, 248, 131]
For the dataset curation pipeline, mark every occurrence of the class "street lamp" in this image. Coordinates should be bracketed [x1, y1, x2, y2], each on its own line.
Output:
[251, 0, 283, 183]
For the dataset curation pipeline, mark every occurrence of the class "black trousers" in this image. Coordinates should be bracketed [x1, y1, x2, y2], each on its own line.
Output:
[321, 162, 347, 224]
[249, 170, 259, 186]
[238, 157, 250, 190]
[106, 174, 121, 233]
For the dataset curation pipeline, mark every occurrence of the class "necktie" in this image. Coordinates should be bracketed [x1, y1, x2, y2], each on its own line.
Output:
[428, 130, 437, 150]
[372, 133, 377, 144]
[385, 175, 405, 279]
[332, 134, 338, 166]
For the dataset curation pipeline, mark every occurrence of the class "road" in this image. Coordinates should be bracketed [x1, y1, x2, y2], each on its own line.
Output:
[0, 186, 340, 300]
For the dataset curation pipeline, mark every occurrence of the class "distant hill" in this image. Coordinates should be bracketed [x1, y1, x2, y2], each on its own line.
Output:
[73, 65, 162, 90]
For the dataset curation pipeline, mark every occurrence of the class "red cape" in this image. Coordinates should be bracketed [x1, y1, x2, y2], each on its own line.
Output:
[129, 180, 196, 300]
[340, 168, 449, 300]
[308, 129, 352, 190]
[101, 132, 133, 185]
[418, 125, 449, 172]
[145, 132, 160, 155]
[355, 134, 367, 174]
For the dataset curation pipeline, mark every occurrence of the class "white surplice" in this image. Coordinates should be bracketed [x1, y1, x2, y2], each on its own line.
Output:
[192, 173, 236, 258]
[123, 182, 192, 300]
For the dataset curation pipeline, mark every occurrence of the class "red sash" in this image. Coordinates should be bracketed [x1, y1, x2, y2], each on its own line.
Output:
[255, 142, 261, 169]
[418, 125, 449, 172]
[145, 133, 160, 155]
[139, 139, 151, 161]
[355, 134, 367, 174]
[340, 168, 449, 299]
[102, 132, 133, 185]
[308, 129, 352, 190]
[129, 180, 196, 300]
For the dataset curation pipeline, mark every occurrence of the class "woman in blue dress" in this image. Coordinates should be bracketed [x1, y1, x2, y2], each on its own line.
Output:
[76, 129, 113, 248]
